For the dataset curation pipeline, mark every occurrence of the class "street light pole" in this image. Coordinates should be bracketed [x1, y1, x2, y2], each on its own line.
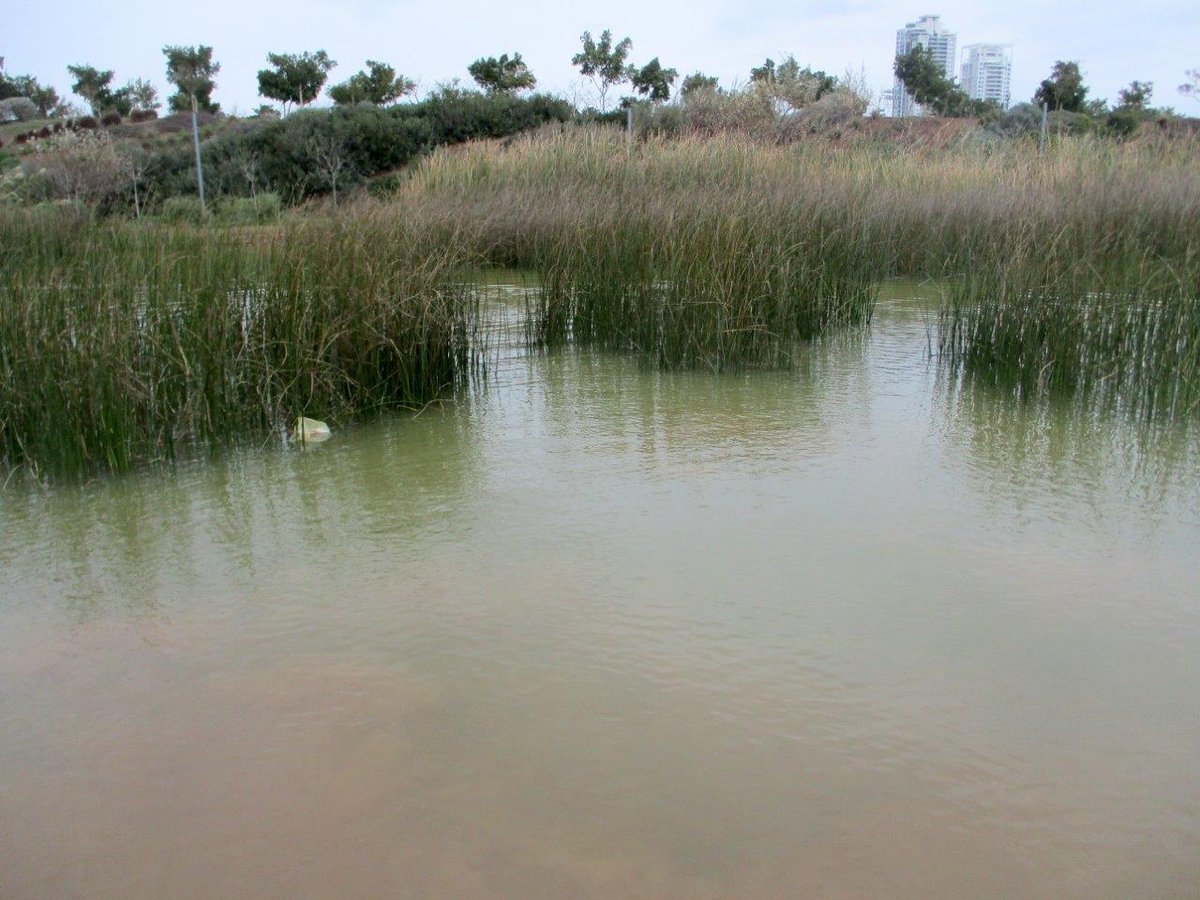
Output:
[191, 93, 206, 216]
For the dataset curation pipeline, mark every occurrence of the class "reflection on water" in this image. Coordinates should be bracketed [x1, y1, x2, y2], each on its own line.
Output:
[936, 370, 1198, 517]
[1, 285, 1198, 899]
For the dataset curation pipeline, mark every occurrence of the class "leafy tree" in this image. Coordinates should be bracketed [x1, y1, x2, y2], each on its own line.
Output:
[752, 55, 835, 111]
[0, 64, 60, 117]
[163, 45, 220, 114]
[1033, 61, 1088, 112]
[168, 87, 217, 114]
[680, 72, 719, 99]
[163, 44, 220, 214]
[749, 58, 777, 84]
[1181, 68, 1199, 103]
[1107, 80, 1156, 135]
[67, 64, 115, 116]
[125, 78, 160, 113]
[0, 97, 39, 122]
[894, 46, 988, 117]
[30, 80, 60, 115]
[571, 30, 632, 112]
[257, 51, 336, 112]
[328, 60, 414, 105]
[107, 86, 134, 116]
[468, 53, 537, 94]
[15, 78, 58, 116]
[630, 58, 677, 103]
[1116, 80, 1152, 110]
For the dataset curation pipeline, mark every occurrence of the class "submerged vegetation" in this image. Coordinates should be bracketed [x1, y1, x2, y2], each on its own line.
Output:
[1, 127, 1198, 480]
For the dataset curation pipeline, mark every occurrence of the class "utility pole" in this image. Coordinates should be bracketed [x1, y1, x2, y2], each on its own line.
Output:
[191, 93, 206, 216]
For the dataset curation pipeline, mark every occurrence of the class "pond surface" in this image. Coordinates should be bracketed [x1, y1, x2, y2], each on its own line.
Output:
[2, 284, 1199, 899]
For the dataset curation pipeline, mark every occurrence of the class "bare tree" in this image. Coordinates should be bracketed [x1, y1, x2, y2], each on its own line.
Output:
[117, 143, 149, 217]
[307, 133, 348, 207]
[228, 144, 263, 209]
[1180, 68, 1200, 104]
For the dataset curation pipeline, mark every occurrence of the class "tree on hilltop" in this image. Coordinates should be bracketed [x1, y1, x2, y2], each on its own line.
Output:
[572, 30, 632, 112]
[163, 44, 221, 214]
[1177, 68, 1198, 103]
[1118, 80, 1153, 110]
[328, 60, 414, 105]
[1108, 80, 1158, 134]
[257, 50, 336, 113]
[0, 62, 60, 116]
[751, 55, 835, 111]
[679, 72, 719, 99]
[67, 64, 115, 116]
[1033, 61, 1088, 112]
[125, 78, 160, 113]
[164, 45, 220, 113]
[468, 53, 537, 94]
[894, 46, 990, 117]
[630, 58, 677, 103]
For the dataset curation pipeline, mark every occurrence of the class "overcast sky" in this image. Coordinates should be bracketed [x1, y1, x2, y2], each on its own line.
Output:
[4, 0, 1197, 114]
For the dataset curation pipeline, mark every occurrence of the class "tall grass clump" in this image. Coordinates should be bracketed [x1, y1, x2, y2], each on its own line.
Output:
[527, 199, 881, 370]
[394, 127, 1200, 410]
[400, 130, 887, 370]
[0, 208, 477, 479]
[923, 137, 1200, 419]
[939, 254, 1200, 420]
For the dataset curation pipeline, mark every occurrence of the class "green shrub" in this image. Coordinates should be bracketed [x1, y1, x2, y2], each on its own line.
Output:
[141, 91, 574, 206]
[1046, 109, 1096, 135]
[159, 195, 204, 224]
[366, 171, 406, 198]
[985, 102, 1042, 137]
[217, 192, 282, 224]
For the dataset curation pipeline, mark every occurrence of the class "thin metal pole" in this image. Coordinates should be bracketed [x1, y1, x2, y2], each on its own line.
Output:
[626, 105, 633, 152]
[1039, 102, 1048, 155]
[191, 94, 206, 216]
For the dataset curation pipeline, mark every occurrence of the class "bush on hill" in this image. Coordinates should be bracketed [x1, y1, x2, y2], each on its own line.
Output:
[140, 89, 573, 207]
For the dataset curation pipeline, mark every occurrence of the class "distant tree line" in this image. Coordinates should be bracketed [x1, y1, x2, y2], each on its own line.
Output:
[4, 34, 1197, 217]
[892, 50, 1189, 134]
[4, 35, 1195, 126]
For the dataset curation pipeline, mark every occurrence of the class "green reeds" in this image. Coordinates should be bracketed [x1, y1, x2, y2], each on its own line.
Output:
[938, 254, 1200, 420]
[396, 128, 1200, 408]
[527, 199, 880, 370]
[5, 127, 1199, 483]
[0, 208, 477, 479]
[401, 131, 888, 369]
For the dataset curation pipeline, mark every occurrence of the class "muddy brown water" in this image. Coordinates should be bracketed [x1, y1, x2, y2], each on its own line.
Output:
[2, 284, 1198, 899]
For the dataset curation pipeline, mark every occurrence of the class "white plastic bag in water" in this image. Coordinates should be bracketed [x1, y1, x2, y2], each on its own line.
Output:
[293, 417, 331, 444]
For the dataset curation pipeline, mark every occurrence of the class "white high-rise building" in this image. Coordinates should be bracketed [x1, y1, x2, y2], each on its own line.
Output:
[961, 44, 1012, 109]
[891, 14, 957, 117]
